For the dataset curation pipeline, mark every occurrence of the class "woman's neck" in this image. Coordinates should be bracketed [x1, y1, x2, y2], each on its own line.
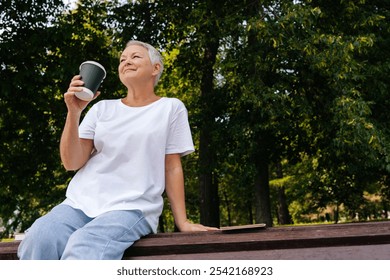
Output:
[122, 88, 160, 107]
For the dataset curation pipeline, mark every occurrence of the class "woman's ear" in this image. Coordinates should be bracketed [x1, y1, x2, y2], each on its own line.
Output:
[152, 63, 161, 76]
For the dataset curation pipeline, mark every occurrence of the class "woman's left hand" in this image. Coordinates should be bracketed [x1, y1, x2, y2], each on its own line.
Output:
[178, 220, 220, 232]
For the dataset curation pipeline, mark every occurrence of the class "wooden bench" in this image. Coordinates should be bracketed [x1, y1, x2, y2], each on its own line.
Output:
[1, 221, 390, 260]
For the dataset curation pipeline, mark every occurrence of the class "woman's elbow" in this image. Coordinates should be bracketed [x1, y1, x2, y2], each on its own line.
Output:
[61, 159, 85, 171]
[62, 162, 79, 171]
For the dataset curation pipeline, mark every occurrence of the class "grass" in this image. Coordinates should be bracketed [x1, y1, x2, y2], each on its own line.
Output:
[0, 238, 14, 242]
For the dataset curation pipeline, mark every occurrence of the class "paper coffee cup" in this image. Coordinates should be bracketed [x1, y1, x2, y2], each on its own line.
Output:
[76, 61, 106, 101]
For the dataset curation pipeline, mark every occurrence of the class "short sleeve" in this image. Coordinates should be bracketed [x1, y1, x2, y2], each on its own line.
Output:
[165, 102, 195, 157]
[78, 103, 99, 140]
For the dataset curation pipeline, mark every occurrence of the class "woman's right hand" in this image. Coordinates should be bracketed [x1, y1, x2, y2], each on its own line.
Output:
[61, 75, 97, 171]
[64, 75, 100, 113]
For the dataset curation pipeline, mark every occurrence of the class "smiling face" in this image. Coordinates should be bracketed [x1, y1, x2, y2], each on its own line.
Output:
[118, 44, 160, 88]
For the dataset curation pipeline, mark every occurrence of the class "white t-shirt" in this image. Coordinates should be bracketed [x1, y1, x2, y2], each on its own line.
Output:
[62, 97, 194, 232]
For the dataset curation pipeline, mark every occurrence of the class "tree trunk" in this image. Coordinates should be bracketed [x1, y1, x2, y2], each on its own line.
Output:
[223, 190, 232, 226]
[245, 0, 272, 227]
[275, 162, 293, 225]
[254, 159, 273, 226]
[198, 10, 220, 227]
[199, 129, 219, 227]
[247, 201, 254, 224]
[158, 215, 165, 233]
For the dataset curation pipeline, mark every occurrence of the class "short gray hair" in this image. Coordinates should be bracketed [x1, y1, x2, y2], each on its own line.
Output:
[126, 40, 164, 86]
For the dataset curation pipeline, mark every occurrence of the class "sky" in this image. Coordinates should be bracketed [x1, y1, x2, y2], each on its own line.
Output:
[62, 0, 77, 9]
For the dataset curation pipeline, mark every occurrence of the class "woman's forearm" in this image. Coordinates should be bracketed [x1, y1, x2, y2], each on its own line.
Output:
[165, 156, 219, 232]
[60, 112, 92, 171]
[165, 154, 189, 230]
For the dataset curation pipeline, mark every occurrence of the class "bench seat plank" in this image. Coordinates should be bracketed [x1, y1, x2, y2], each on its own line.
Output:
[1, 221, 389, 260]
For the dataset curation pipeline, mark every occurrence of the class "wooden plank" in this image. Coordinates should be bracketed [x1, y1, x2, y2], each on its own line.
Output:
[0, 242, 19, 260]
[1, 221, 390, 260]
[129, 244, 390, 260]
[124, 221, 390, 258]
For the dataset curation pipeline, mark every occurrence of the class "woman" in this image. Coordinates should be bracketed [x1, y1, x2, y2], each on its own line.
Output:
[18, 40, 216, 260]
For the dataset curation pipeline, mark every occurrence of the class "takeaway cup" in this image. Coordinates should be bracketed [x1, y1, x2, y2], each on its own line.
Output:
[75, 61, 106, 101]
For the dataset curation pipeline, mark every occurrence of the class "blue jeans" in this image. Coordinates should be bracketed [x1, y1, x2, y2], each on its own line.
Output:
[17, 204, 153, 260]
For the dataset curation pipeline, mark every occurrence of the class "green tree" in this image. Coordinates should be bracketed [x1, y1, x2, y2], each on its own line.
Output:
[0, 0, 121, 236]
[217, 0, 389, 225]
[296, 0, 389, 219]
[0, 0, 66, 236]
[256, 0, 390, 223]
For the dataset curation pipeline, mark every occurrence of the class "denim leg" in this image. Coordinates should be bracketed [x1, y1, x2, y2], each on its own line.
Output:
[61, 209, 152, 260]
[17, 204, 91, 260]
